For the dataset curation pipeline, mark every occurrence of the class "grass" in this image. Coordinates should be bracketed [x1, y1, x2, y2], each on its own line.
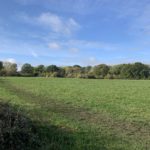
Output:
[0, 77, 150, 149]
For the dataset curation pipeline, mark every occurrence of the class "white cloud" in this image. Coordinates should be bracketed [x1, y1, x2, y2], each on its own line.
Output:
[5, 58, 16, 64]
[88, 57, 99, 65]
[89, 57, 96, 62]
[65, 40, 119, 51]
[48, 42, 61, 50]
[37, 12, 80, 35]
[20, 12, 80, 36]
[46, 39, 119, 54]
[69, 48, 79, 53]
[37, 13, 63, 32]
[46, 39, 120, 53]
[31, 51, 38, 58]
[81, 57, 100, 66]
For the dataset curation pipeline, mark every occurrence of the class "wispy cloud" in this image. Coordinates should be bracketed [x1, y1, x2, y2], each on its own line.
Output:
[15, 0, 35, 5]
[130, 4, 150, 35]
[85, 57, 100, 66]
[16, 0, 108, 15]
[48, 42, 61, 50]
[19, 12, 80, 36]
[109, 0, 150, 36]
[63, 40, 119, 51]
[31, 51, 38, 58]
[15, 0, 149, 17]
[46, 39, 119, 54]
[5, 58, 16, 63]
[69, 48, 79, 53]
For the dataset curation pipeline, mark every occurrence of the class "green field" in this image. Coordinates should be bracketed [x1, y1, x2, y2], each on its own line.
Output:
[0, 77, 150, 150]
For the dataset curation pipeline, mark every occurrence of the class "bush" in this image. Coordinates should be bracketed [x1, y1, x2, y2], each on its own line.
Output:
[0, 102, 40, 150]
[104, 74, 114, 79]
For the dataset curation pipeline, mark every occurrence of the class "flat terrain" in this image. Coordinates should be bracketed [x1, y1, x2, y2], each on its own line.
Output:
[0, 77, 150, 150]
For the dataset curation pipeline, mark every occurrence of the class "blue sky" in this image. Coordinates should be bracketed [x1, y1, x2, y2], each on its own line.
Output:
[1, 0, 150, 67]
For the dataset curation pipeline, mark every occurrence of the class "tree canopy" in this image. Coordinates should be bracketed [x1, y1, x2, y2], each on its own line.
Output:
[0, 61, 3, 71]
[21, 63, 34, 76]
[0, 61, 150, 79]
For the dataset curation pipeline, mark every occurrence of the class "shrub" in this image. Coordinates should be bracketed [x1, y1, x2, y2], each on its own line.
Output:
[104, 74, 114, 79]
[0, 102, 40, 150]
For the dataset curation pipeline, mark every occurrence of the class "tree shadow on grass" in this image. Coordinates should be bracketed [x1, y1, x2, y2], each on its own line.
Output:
[37, 123, 110, 150]
[0, 100, 117, 150]
[35, 120, 76, 150]
[0, 101, 76, 150]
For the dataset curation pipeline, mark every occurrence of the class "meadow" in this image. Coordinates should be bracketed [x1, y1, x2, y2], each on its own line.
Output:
[0, 77, 150, 150]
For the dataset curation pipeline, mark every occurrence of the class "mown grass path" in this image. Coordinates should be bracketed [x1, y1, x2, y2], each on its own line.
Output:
[0, 77, 150, 150]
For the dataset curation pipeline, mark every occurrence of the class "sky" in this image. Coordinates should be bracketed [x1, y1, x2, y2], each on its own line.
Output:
[1, 0, 150, 67]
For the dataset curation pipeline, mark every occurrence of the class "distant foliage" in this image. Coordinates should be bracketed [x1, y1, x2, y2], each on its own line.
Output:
[0, 61, 150, 79]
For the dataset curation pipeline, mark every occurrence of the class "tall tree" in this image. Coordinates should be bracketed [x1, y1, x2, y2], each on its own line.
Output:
[0, 61, 3, 71]
[34, 65, 45, 76]
[94, 64, 110, 78]
[21, 63, 34, 76]
[3, 62, 17, 76]
[131, 62, 150, 79]
[46, 65, 59, 73]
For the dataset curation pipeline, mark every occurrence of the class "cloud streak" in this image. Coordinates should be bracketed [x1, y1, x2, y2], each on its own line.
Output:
[48, 42, 61, 50]
[31, 51, 38, 58]
[19, 12, 80, 36]
[5, 58, 16, 63]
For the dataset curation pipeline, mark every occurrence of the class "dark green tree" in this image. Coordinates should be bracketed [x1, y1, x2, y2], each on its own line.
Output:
[120, 63, 150, 79]
[34, 65, 45, 76]
[0, 61, 3, 71]
[21, 63, 34, 76]
[131, 62, 150, 79]
[120, 64, 133, 79]
[94, 64, 110, 78]
[46, 65, 59, 73]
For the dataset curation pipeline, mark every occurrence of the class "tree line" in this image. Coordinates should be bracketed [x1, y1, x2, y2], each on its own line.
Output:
[0, 61, 150, 79]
